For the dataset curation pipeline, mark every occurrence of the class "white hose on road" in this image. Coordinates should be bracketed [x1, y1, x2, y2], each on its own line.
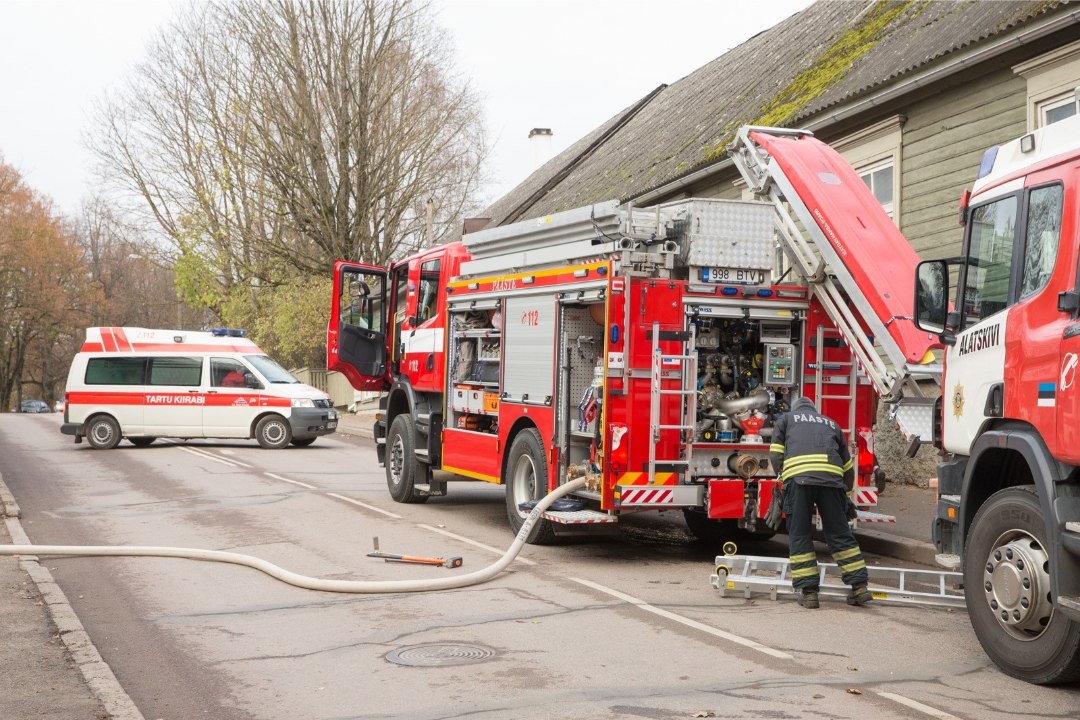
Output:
[0, 478, 587, 594]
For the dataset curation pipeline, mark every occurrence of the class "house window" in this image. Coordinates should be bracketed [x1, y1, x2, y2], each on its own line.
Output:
[1014, 40, 1080, 131]
[1038, 93, 1078, 126]
[859, 162, 894, 218]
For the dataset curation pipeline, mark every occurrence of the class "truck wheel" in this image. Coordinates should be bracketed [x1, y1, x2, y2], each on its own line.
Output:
[504, 428, 557, 545]
[386, 414, 428, 504]
[683, 511, 776, 545]
[965, 486, 1080, 684]
[255, 415, 292, 449]
[86, 415, 121, 450]
[129, 437, 156, 448]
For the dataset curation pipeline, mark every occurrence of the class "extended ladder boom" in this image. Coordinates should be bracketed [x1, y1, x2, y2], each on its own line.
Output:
[731, 126, 941, 437]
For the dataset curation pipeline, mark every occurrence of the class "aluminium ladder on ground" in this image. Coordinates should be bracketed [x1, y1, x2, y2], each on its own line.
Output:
[710, 554, 965, 609]
[648, 322, 698, 483]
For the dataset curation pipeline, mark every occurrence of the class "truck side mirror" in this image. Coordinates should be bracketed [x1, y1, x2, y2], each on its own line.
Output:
[914, 259, 955, 344]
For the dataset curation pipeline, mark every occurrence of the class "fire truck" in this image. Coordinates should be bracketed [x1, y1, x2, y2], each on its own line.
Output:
[327, 125, 939, 550]
[912, 108, 1080, 684]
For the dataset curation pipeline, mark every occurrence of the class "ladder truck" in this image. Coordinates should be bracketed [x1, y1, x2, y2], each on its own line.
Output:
[910, 108, 1080, 684]
[327, 128, 935, 549]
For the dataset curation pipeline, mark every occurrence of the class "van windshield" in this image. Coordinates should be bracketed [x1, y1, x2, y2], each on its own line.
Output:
[245, 354, 300, 384]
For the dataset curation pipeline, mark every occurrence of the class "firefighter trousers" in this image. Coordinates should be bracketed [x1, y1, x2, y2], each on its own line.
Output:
[783, 482, 868, 590]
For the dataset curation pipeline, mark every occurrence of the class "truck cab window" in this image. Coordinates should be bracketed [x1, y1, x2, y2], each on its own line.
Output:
[962, 196, 1018, 326]
[340, 271, 383, 333]
[1020, 184, 1063, 299]
[417, 259, 441, 324]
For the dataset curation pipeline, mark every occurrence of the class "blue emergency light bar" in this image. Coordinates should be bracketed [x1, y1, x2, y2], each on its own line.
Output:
[211, 328, 246, 337]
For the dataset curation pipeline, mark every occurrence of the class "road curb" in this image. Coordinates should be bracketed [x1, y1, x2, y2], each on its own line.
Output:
[0, 472, 145, 720]
[855, 526, 939, 567]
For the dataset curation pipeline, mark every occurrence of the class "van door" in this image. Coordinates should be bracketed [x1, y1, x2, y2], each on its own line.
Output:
[205, 356, 261, 438]
[142, 356, 205, 437]
[329, 260, 389, 391]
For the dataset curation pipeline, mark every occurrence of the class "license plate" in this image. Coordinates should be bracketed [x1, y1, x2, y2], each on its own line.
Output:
[701, 267, 766, 285]
[327, 421, 338, 429]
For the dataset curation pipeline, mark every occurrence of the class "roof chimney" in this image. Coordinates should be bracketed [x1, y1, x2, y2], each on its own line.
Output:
[529, 128, 553, 171]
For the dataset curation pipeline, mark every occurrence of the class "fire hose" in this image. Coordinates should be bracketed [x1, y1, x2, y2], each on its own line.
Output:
[0, 478, 586, 594]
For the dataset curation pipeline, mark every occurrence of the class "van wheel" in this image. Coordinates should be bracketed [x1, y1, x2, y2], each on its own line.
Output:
[965, 486, 1080, 684]
[290, 438, 316, 447]
[255, 415, 292, 449]
[386, 414, 428, 503]
[129, 437, 156, 448]
[86, 415, 121, 450]
[505, 428, 557, 545]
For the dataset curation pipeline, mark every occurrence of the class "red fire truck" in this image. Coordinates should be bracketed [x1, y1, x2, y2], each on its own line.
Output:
[912, 107, 1080, 683]
[327, 125, 937, 548]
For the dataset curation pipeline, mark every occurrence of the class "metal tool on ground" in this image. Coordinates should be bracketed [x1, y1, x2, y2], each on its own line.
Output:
[710, 553, 964, 609]
[368, 537, 463, 568]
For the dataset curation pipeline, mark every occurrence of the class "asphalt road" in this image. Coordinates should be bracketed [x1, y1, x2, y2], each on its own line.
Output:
[1, 414, 1077, 719]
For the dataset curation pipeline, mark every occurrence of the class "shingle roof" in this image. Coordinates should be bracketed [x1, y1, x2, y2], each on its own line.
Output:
[482, 0, 1074, 228]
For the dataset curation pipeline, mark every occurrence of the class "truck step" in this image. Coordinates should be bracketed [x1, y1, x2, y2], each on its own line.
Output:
[1059, 595, 1080, 612]
[542, 509, 618, 525]
[1066, 521, 1080, 533]
[855, 510, 895, 523]
[935, 553, 962, 569]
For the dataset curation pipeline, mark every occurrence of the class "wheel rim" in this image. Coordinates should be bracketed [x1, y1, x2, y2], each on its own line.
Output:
[91, 422, 114, 445]
[982, 529, 1054, 641]
[511, 452, 537, 511]
[263, 421, 286, 445]
[388, 434, 405, 487]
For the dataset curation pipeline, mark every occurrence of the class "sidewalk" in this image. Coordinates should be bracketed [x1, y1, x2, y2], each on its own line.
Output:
[0, 479, 140, 719]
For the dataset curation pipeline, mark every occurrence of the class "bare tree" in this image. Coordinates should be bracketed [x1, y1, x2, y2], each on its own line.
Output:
[90, 0, 486, 315]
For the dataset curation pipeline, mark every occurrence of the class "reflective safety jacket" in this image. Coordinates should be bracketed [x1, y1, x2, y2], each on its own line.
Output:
[768, 397, 853, 489]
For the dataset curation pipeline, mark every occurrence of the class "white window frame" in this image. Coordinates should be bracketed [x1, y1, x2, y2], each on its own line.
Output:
[1014, 40, 1080, 131]
[833, 115, 904, 227]
[857, 160, 895, 220]
[1037, 92, 1078, 127]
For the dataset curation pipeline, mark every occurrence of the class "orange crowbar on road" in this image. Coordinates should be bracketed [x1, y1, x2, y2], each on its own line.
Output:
[367, 537, 463, 568]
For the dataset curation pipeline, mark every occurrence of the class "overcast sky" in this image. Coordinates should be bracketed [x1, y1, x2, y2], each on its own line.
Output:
[0, 0, 814, 215]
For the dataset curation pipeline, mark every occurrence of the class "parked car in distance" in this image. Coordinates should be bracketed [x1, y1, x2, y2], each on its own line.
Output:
[20, 400, 51, 413]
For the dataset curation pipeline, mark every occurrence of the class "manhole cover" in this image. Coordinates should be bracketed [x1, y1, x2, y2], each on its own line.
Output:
[385, 643, 497, 667]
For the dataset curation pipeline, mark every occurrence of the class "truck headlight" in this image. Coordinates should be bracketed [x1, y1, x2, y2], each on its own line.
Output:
[291, 398, 315, 408]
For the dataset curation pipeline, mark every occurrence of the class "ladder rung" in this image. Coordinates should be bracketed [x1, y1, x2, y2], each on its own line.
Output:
[659, 390, 695, 396]
[656, 424, 694, 431]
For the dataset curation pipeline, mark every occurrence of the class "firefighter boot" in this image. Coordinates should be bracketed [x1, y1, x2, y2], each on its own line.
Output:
[799, 589, 820, 609]
[847, 584, 873, 606]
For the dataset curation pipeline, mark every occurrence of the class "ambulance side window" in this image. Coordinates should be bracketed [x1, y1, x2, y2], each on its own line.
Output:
[85, 357, 146, 385]
[147, 357, 203, 386]
[212, 358, 257, 389]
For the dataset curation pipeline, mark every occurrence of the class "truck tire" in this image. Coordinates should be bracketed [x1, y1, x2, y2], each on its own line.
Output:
[505, 428, 557, 545]
[683, 511, 776, 545]
[965, 486, 1080, 684]
[386, 414, 428, 504]
[86, 415, 121, 450]
[255, 414, 292, 449]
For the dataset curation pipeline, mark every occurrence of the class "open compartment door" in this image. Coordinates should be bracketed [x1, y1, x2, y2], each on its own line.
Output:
[328, 260, 389, 391]
[733, 126, 939, 400]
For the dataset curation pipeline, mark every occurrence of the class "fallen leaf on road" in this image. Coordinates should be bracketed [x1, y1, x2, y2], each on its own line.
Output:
[847, 666, 858, 671]
[846, 688, 863, 695]
[813, 694, 824, 699]
[690, 712, 714, 718]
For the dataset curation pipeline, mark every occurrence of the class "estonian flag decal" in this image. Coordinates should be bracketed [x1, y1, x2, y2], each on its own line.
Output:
[1038, 382, 1056, 407]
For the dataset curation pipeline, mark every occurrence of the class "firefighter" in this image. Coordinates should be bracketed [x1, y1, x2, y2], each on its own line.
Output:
[768, 396, 871, 609]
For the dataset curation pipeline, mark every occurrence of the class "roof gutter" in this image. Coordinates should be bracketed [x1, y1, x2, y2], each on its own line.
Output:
[629, 5, 1080, 207]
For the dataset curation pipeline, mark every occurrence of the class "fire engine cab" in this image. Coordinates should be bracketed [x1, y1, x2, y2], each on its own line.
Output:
[328, 125, 938, 547]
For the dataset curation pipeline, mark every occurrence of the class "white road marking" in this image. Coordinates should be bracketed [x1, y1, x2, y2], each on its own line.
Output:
[875, 692, 961, 719]
[327, 493, 402, 519]
[569, 577, 793, 660]
[264, 472, 316, 490]
[417, 524, 535, 566]
[175, 445, 239, 468]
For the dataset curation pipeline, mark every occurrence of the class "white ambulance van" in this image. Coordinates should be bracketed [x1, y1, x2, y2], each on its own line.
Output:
[61, 327, 339, 449]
